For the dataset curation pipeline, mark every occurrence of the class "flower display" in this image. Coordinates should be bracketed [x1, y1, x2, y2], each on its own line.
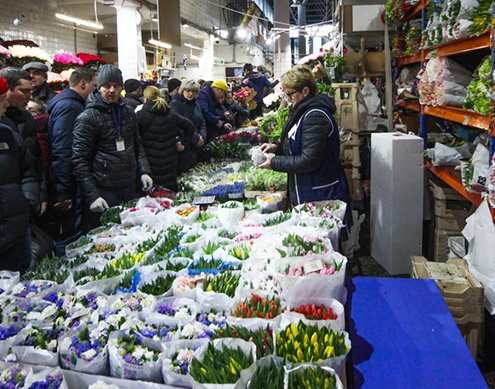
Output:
[112, 332, 161, 365]
[176, 206, 197, 217]
[0, 45, 11, 59]
[10, 280, 55, 298]
[288, 366, 338, 389]
[231, 294, 282, 319]
[109, 292, 156, 312]
[178, 321, 212, 340]
[60, 323, 110, 366]
[291, 304, 338, 321]
[240, 274, 281, 295]
[228, 245, 251, 261]
[276, 322, 349, 363]
[196, 310, 228, 331]
[46, 71, 69, 91]
[281, 262, 340, 277]
[74, 291, 107, 311]
[8, 300, 59, 324]
[189, 343, 254, 384]
[139, 274, 175, 296]
[156, 301, 192, 321]
[278, 234, 329, 257]
[26, 368, 64, 389]
[135, 322, 177, 342]
[202, 273, 240, 297]
[20, 327, 64, 352]
[77, 52, 107, 67]
[7, 45, 52, 66]
[173, 275, 203, 292]
[97, 308, 129, 330]
[234, 232, 262, 243]
[213, 325, 274, 359]
[110, 253, 146, 270]
[87, 244, 116, 254]
[54, 53, 83, 65]
[0, 365, 29, 388]
[163, 347, 196, 375]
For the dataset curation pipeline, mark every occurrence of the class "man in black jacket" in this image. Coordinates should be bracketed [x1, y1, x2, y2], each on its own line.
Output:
[0, 76, 39, 272]
[23, 62, 56, 104]
[0, 67, 46, 217]
[123, 78, 143, 110]
[47, 68, 97, 253]
[72, 64, 152, 232]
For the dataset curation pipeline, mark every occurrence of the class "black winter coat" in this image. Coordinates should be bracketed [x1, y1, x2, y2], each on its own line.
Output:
[271, 94, 339, 203]
[0, 123, 39, 254]
[170, 94, 205, 172]
[137, 101, 194, 190]
[124, 93, 143, 110]
[3, 107, 46, 203]
[33, 82, 57, 104]
[47, 88, 86, 202]
[72, 94, 151, 204]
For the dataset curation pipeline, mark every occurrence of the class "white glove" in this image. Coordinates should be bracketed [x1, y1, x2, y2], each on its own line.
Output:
[90, 197, 109, 213]
[141, 174, 153, 191]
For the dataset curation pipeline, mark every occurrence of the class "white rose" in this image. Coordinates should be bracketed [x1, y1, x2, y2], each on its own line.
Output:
[174, 311, 190, 322]
[132, 346, 145, 359]
[81, 348, 97, 360]
[180, 324, 194, 338]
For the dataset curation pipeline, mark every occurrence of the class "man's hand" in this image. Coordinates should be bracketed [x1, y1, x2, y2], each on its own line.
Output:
[223, 123, 233, 131]
[197, 137, 205, 148]
[216, 120, 224, 128]
[53, 199, 73, 213]
[176, 141, 185, 152]
[141, 174, 153, 191]
[90, 197, 109, 213]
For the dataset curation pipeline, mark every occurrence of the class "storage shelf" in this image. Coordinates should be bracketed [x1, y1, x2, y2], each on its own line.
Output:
[425, 162, 483, 206]
[397, 32, 491, 67]
[422, 105, 491, 132]
[397, 101, 420, 111]
[403, 0, 427, 22]
[397, 53, 423, 67]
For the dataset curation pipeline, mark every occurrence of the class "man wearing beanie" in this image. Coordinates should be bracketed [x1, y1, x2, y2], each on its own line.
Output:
[167, 78, 181, 98]
[197, 79, 232, 142]
[72, 64, 153, 232]
[23, 62, 56, 104]
[124, 78, 143, 110]
[0, 76, 39, 271]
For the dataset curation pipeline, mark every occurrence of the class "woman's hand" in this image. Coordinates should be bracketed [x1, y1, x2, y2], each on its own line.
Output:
[260, 143, 277, 153]
[197, 136, 205, 147]
[258, 153, 274, 170]
[177, 141, 185, 152]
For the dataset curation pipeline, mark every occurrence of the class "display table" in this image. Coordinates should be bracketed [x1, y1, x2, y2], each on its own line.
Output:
[347, 277, 487, 389]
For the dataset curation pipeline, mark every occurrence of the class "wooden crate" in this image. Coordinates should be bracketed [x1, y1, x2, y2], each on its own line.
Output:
[457, 322, 484, 360]
[434, 228, 463, 262]
[429, 180, 466, 202]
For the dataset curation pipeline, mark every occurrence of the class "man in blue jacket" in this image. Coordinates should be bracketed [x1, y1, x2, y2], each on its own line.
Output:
[47, 68, 96, 254]
[242, 63, 278, 119]
[197, 79, 232, 142]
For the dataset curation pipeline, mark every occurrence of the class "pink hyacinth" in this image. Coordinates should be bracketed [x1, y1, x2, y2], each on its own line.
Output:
[54, 53, 83, 65]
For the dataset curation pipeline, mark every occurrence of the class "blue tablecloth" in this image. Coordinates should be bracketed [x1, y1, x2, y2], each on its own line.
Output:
[347, 277, 487, 389]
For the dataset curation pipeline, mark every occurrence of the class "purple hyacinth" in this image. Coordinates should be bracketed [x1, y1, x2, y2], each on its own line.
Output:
[156, 302, 175, 316]
[0, 324, 22, 340]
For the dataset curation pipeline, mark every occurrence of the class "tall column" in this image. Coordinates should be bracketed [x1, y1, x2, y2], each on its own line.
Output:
[199, 35, 215, 80]
[297, 1, 307, 59]
[116, 3, 141, 80]
[274, 0, 292, 78]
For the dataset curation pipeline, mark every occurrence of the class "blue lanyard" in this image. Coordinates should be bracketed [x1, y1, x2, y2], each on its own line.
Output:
[111, 106, 122, 137]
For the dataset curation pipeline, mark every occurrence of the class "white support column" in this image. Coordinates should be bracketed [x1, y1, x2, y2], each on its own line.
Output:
[116, 3, 142, 80]
[274, 0, 292, 78]
[199, 35, 215, 80]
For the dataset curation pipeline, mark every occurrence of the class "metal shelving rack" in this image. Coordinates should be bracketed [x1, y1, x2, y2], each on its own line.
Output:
[395, 1, 495, 213]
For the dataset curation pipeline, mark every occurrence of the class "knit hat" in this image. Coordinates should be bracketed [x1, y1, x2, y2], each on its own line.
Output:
[124, 78, 141, 93]
[0, 77, 8, 96]
[167, 78, 181, 93]
[211, 79, 228, 91]
[97, 64, 124, 89]
[22, 62, 49, 72]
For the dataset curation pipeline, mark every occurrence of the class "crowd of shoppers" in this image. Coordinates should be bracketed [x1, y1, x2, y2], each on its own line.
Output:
[0, 59, 346, 273]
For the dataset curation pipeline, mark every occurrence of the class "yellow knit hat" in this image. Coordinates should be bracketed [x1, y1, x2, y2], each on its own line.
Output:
[211, 79, 229, 91]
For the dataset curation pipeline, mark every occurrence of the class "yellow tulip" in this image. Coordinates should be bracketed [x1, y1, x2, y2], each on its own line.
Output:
[311, 332, 318, 346]
[290, 323, 299, 337]
[297, 348, 305, 362]
[303, 333, 309, 347]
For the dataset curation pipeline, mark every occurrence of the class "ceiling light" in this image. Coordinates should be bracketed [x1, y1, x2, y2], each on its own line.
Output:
[184, 43, 204, 51]
[219, 29, 229, 39]
[152, 18, 158, 22]
[236, 28, 248, 39]
[149, 39, 172, 49]
[55, 13, 103, 29]
[183, 24, 189, 28]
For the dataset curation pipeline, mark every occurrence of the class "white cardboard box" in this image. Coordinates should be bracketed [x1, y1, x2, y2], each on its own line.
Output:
[371, 133, 424, 275]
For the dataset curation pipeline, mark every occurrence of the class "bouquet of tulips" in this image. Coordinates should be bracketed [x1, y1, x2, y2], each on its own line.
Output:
[231, 294, 282, 320]
[213, 324, 274, 359]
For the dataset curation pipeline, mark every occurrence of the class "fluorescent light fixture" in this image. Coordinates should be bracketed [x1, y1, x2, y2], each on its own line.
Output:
[55, 13, 103, 29]
[184, 43, 204, 51]
[149, 39, 172, 49]
[152, 18, 158, 22]
[236, 28, 248, 39]
[183, 23, 189, 28]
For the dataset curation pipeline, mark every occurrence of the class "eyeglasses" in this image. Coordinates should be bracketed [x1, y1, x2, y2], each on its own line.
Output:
[283, 89, 300, 99]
